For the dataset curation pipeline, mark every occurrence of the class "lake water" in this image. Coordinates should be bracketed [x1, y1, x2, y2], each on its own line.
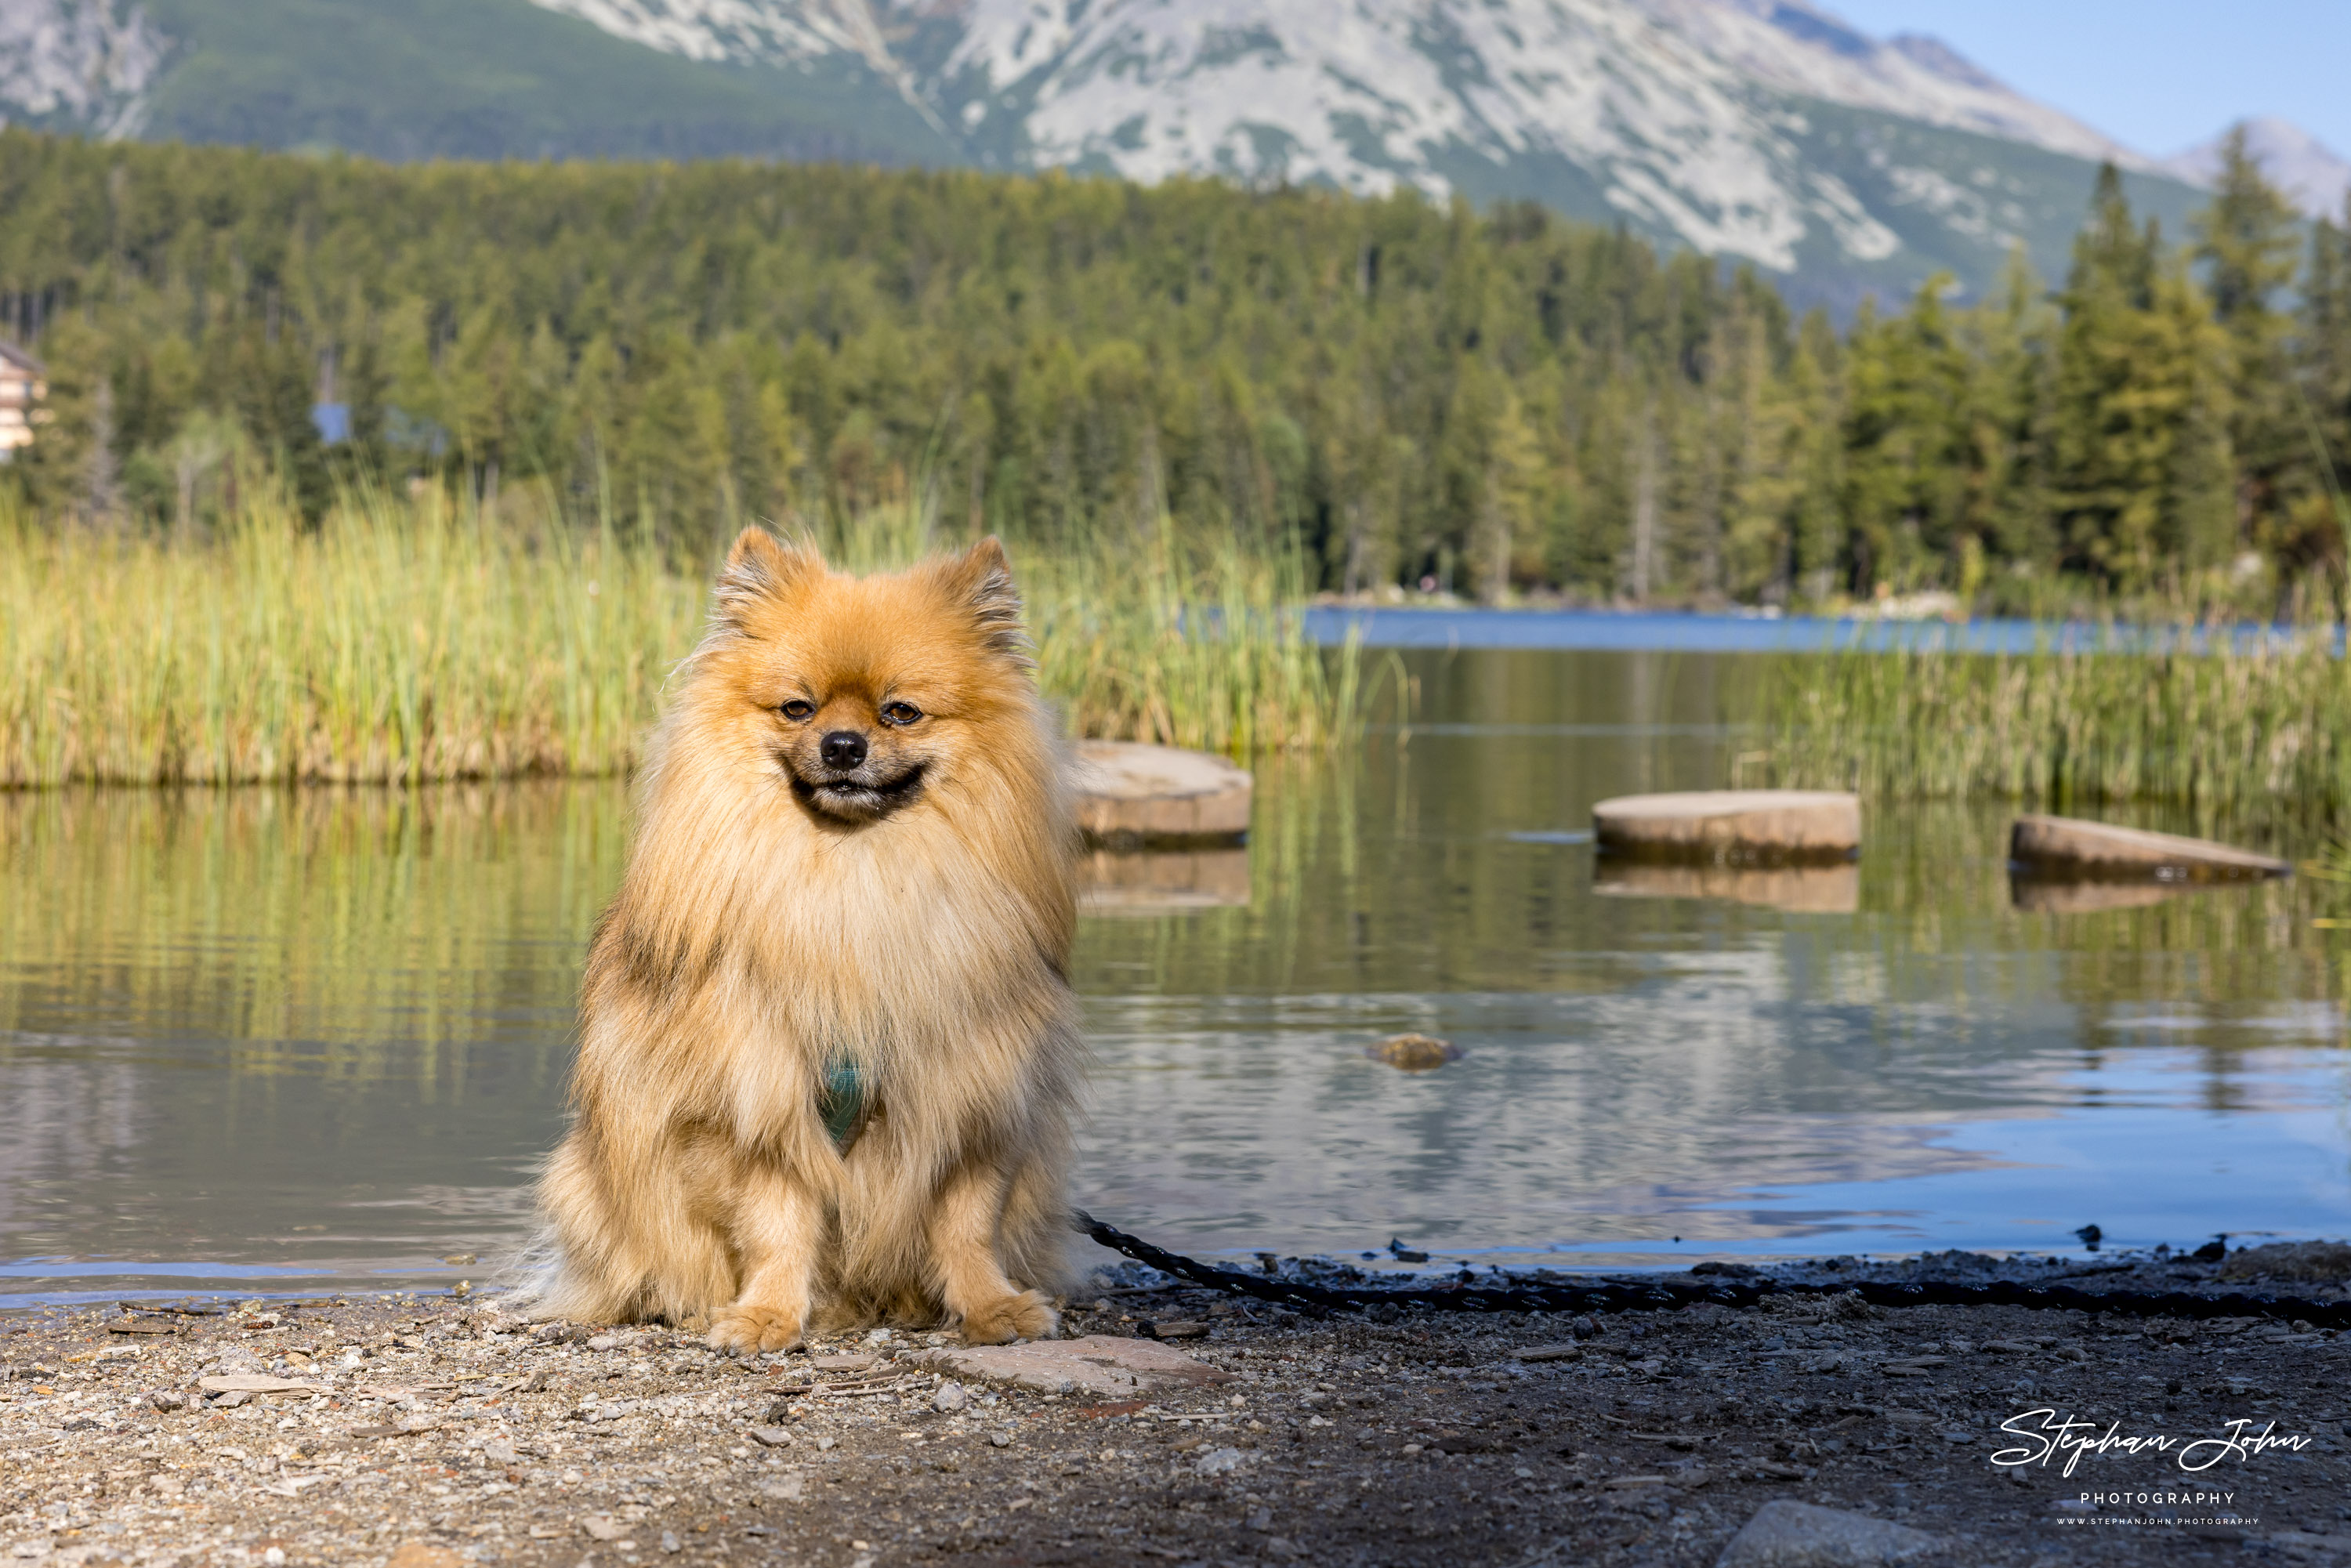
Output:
[4, 649, 2347, 1307]
[1300, 604, 2340, 654]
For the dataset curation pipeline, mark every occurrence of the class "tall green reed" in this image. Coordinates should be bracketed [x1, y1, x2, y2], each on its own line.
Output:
[1759, 632, 2351, 825]
[0, 488, 1382, 787]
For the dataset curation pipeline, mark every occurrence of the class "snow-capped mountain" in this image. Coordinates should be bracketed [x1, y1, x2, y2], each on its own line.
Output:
[933, 0, 1909, 272]
[0, 0, 166, 138]
[512, 0, 2187, 292]
[0, 0, 2220, 303]
[2161, 116, 2351, 219]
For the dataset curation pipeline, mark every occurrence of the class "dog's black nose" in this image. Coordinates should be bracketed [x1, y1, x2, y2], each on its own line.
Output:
[820, 730, 868, 770]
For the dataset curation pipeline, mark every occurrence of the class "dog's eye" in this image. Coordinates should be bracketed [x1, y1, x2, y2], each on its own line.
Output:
[879, 701, 923, 726]
[779, 700, 815, 722]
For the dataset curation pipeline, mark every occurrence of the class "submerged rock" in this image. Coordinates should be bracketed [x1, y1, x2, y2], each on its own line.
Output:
[1365, 1033, 1462, 1071]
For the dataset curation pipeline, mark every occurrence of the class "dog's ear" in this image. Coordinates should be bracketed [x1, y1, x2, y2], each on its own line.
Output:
[938, 536, 1029, 664]
[713, 527, 818, 632]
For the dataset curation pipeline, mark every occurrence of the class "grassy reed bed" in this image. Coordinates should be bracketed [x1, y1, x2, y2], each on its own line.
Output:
[1760, 636, 2351, 823]
[0, 492, 1378, 787]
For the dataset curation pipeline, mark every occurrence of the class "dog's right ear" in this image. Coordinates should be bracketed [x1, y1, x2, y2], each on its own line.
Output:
[713, 527, 819, 632]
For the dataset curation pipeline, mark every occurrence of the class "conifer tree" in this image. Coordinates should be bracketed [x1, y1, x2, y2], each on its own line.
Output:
[2191, 125, 2304, 565]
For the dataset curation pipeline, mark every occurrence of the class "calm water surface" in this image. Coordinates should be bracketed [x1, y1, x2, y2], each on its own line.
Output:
[3, 650, 2347, 1305]
[1301, 605, 2344, 654]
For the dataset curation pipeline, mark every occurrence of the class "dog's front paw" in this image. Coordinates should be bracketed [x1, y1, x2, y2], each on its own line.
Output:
[960, 1289, 1057, 1345]
[708, 1303, 805, 1356]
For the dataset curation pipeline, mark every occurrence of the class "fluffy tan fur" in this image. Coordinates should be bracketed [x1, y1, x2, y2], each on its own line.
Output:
[536, 531, 1083, 1352]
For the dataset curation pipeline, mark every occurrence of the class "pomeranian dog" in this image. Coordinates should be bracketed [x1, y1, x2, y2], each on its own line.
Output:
[535, 530, 1082, 1352]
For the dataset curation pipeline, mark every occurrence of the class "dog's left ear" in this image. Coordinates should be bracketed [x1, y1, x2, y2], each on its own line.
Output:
[714, 527, 820, 632]
[939, 537, 1029, 664]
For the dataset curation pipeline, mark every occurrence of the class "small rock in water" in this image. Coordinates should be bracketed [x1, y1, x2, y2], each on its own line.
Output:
[1715, 1500, 1940, 1566]
[933, 1380, 969, 1413]
[1364, 1033, 1462, 1071]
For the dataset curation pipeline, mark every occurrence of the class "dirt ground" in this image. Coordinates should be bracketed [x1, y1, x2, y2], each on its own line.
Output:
[4, 1247, 2348, 1568]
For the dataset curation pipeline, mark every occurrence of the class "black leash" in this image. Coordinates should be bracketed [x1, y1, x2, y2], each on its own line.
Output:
[1072, 1211, 2351, 1329]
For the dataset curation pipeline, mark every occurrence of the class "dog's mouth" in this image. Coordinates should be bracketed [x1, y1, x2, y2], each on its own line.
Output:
[786, 760, 928, 823]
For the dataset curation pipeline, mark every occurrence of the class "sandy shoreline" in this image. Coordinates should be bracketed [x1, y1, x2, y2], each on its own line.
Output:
[3, 1249, 2347, 1567]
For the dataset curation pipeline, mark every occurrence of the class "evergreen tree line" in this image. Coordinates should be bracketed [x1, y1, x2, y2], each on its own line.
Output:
[2, 126, 2346, 612]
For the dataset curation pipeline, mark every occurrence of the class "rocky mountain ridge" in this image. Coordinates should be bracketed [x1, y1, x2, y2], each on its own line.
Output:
[0, 0, 2291, 304]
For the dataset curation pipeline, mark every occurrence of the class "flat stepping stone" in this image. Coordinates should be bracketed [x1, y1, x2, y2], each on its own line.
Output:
[1716, 1500, 1940, 1566]
[2010, 815, 2288, 882]
[1079, 847, 1251, 913]
[1595, 860, 1859, 914]
[906, 1334, 1233, 1398]
[1592, 790, 1859, 864]
[1074, 742, 1252, 846]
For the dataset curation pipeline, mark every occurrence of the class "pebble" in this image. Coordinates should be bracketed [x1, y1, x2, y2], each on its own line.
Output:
[1197, 1447, 1248, 1476]
[933, 1380, 969, 1413]
[748, 1426, 795, 1447]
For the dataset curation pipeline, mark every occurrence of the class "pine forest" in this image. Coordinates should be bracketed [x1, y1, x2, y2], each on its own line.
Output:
[3, 126, 2349, 618]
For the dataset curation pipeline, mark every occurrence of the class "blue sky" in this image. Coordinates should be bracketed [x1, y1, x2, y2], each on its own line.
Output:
[1826, 0, 2350, 157]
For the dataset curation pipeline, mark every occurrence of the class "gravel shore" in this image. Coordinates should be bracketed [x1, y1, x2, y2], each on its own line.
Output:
[4, 1248, 2347, 1568]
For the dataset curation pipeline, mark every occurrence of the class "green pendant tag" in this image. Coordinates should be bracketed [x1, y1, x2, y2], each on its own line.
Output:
[820, 1060, 871, 1151]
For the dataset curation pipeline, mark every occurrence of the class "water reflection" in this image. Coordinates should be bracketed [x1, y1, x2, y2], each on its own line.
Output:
[1593, 861, 1862, 914]
[1, 650, 2346, 1302]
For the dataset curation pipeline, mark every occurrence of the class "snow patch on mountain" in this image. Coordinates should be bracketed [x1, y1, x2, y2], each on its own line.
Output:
[1634, 0, 2141, 168]
[946, 0, 1900, 272]
[2161, 116, 2351, 218]
[527, 0, 891, 69]
[525, 0, 955, 134]
[0, 0, 168, 136]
